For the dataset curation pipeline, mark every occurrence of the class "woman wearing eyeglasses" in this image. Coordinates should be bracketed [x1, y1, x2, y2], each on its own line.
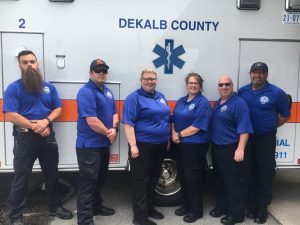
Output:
[122, 68, 170, 225]
[209, 76, 253, 225]
[172, 73, 212, 223]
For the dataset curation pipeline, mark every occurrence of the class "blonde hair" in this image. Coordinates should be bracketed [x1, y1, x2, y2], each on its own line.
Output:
[140, 68, 157, 80]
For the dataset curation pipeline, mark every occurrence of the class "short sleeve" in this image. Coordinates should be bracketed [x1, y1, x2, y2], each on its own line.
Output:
[122, 93, 140, 126]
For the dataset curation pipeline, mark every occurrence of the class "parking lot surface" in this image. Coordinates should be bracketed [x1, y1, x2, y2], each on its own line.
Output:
[1, 170, 290, 225]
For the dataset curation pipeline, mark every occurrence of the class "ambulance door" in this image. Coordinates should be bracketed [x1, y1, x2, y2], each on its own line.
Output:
[1, 32, 44, 170]
[52, 81, 123, 170]
[238, 39, 300, 167]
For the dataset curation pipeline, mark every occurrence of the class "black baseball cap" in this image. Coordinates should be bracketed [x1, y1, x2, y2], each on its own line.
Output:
[250, 62, 268, 74]
[90, 59, 109, 72]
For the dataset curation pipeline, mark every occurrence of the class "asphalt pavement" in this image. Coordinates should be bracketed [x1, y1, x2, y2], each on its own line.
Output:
[269, 169, 300, 225]
[48, 171, 281, 225]
[2, 169, 297, 225]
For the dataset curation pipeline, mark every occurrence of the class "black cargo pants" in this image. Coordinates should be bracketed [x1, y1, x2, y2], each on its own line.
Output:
[76, 147, 109, 225]
[212, 143, 250, 220]
[8, 128, 60, 222]
[248, 132, 277, 210]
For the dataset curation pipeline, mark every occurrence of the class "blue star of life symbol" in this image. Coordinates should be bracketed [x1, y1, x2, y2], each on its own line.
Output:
[152, 39, 185, 74]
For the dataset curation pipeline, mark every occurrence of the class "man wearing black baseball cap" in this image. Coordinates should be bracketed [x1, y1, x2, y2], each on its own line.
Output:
[250, 62, 268, 73]
[238, 62, 290, 224]
[90, 59, 109, 71]
[76, 58, 118, 225]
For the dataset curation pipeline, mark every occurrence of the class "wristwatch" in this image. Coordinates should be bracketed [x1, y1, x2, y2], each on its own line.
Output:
[113, 126, 119, 133]
[178, 132, 182, 139]
[46, 117, 52, 124]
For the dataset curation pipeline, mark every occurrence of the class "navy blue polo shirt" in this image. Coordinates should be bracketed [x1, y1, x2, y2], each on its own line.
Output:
[173, 93, 212, 144]
[238, 82, 290, 135]
[122, 88, 170, 144]
[211, 93, 253, 145]
[76, 79, 117, 148]
[3, 79, 62, 119]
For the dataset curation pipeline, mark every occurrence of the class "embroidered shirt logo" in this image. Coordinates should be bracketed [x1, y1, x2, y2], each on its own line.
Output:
[106, 91, 113, 99]
[188, 103, 195, 111]
[260, 96, 269, 104]
[220, 105, 227, 112]
[43, 86, 50, 94]
[160, 98, 167, 105]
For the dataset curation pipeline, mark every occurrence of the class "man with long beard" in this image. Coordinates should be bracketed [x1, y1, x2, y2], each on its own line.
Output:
[3, 50, 73, 225]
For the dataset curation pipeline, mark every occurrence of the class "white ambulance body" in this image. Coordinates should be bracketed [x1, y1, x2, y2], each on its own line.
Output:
[0, 0, 300, 174]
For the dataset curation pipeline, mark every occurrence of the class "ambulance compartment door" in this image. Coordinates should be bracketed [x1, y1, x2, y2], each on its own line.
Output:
[238, 39, 300, 167]
[52, 81, 124, 170]
[1, 32, 44, 170]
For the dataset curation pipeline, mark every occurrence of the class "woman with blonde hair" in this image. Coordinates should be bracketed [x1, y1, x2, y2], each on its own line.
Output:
[123, 68, 171, 225]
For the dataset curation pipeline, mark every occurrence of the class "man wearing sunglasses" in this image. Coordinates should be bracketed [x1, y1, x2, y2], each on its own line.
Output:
[210, 76, 253, 225]
[238, 62, 290, 224]
[76, 59, 119, 225]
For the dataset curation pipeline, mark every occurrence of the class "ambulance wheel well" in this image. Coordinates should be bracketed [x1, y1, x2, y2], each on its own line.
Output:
[153, 153, 183, 206]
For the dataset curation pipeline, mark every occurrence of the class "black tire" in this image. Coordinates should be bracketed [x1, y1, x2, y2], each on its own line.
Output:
[153, 158, 183, 206]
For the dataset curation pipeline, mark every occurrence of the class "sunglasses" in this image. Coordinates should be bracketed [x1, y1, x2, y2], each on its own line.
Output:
[93, 68, 108, 74]
[218, 83, 231, 87]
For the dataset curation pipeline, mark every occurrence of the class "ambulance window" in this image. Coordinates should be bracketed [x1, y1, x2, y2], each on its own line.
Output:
[49, 0, 74, 2]
[236, 0, 260, 10]
[285, 0, 300, 12]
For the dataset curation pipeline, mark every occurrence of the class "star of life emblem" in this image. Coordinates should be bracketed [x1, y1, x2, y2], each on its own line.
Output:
[153, 39, 185, 74]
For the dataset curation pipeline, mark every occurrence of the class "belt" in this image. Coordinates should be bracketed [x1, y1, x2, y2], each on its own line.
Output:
[14, 125, 32, 133]
[14, 126, 31, 133]
[13, 123, 53, 133]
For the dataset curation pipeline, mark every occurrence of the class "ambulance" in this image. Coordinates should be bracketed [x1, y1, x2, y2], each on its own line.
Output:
[0, 0, 299, 205]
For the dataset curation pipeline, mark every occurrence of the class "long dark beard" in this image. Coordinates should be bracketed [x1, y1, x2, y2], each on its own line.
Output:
[21, 67, 43, 93]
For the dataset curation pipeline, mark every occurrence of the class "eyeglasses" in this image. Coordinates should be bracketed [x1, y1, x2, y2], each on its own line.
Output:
[142, 78, 157, 82]
[94, 68, 108, 74]
[218, 83, 231, 87]
[187, 82, 199, 86]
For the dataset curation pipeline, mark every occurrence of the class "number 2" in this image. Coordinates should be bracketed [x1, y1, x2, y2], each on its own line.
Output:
[283, 15, 287, 22]
[19, 18, 25, 28]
